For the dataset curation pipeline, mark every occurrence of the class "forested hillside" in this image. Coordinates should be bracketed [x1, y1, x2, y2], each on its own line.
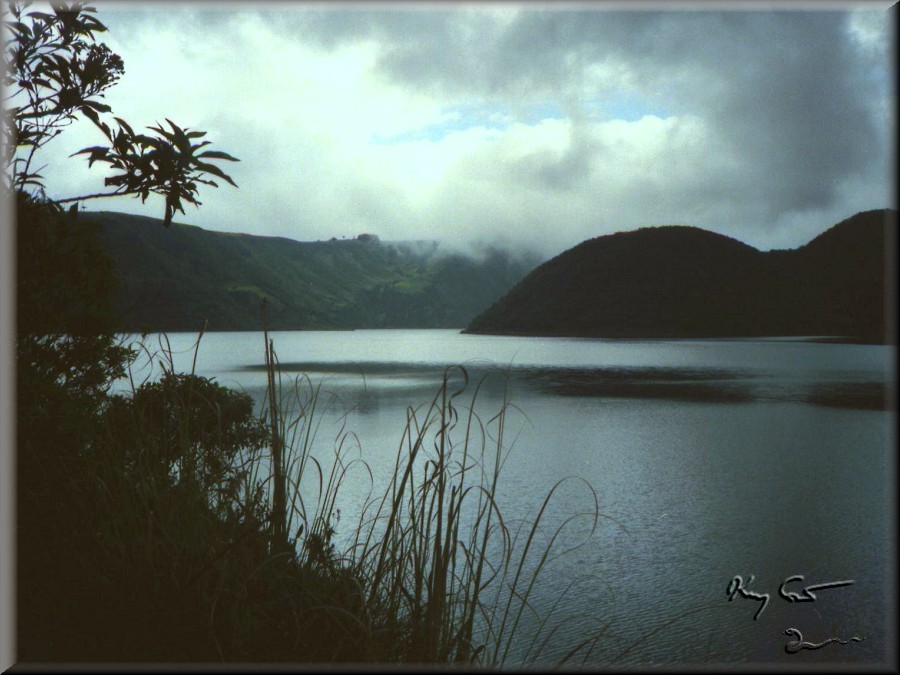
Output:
[86, 211, 542, 332]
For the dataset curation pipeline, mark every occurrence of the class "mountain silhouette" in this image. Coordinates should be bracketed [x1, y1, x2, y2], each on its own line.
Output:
[465, 209, 895, 343]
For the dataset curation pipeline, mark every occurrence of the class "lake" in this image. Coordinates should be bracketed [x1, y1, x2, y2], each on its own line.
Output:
[118, 329, 895, 668]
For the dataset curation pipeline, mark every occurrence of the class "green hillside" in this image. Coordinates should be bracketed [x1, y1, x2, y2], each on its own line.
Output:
[85, 211, 542, 332]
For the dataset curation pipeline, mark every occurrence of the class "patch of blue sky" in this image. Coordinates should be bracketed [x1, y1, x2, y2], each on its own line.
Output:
[584, 90, 674, 122]
[371, 93, 671, 145]
[517, 101, 567, 124]
[372, 103, 509, 144]
[372, 100, 569, 145]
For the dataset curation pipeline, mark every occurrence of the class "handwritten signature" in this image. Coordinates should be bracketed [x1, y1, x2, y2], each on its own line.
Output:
[779, 575, 856, 602]
[726, 574, 855, 620]
[783, 627, 866, 654]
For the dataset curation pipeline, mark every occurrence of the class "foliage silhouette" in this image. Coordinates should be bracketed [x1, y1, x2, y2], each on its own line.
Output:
[106, 371, 269, 497]
[4, 1, 239, 225]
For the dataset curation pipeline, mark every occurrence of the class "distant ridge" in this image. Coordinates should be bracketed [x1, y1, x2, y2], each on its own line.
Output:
[465, 209, 896, 343]
[83, 211, 542, 332]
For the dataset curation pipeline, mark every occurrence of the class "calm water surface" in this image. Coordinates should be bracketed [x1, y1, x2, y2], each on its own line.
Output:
[120, 329, 895, 668]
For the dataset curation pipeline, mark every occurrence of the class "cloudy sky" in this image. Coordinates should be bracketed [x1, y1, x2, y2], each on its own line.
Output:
[34, 1, 897, 258]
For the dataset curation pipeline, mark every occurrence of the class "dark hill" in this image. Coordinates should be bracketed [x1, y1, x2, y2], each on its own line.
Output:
[82, 211, 542, 332]
[465, 209, 896, 343]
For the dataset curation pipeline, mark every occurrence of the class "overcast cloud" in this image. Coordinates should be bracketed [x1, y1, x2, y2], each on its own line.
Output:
[33, 1, 896, 258]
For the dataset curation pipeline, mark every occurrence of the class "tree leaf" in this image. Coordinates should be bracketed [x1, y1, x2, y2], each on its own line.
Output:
[71, 144, 109, 157]
[113, 116, 134, 137]
[192, 161, 238, 187]
[164, 118, 191, 155]
[8, 21, 32, 37]
[133, 133, 164, 150]
[196, 150, 240, 162]
[148, 123, 177, 145]
[83, 99, 112, 113]
[165, 118, 184, 136]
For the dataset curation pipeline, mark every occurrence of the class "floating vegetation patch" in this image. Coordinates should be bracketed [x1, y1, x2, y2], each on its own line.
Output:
[517, 366, 755, 403]
[242, 361, 892, 410]
[803, 382, 891, 411]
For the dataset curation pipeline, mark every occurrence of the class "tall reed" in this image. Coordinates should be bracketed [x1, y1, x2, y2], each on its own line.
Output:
[258, 337, 607, 667]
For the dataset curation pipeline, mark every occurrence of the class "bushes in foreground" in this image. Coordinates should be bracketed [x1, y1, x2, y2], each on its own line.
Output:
[18, 324, 602, 665]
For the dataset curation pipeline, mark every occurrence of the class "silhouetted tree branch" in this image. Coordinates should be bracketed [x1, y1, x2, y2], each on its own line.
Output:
[4, 1, 239, 225]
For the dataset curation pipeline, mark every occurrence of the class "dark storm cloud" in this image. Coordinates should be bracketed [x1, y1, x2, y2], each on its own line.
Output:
[291, 7, 886, 225]
[570, 12, 877, 221]
[271, 8, 523, 98]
